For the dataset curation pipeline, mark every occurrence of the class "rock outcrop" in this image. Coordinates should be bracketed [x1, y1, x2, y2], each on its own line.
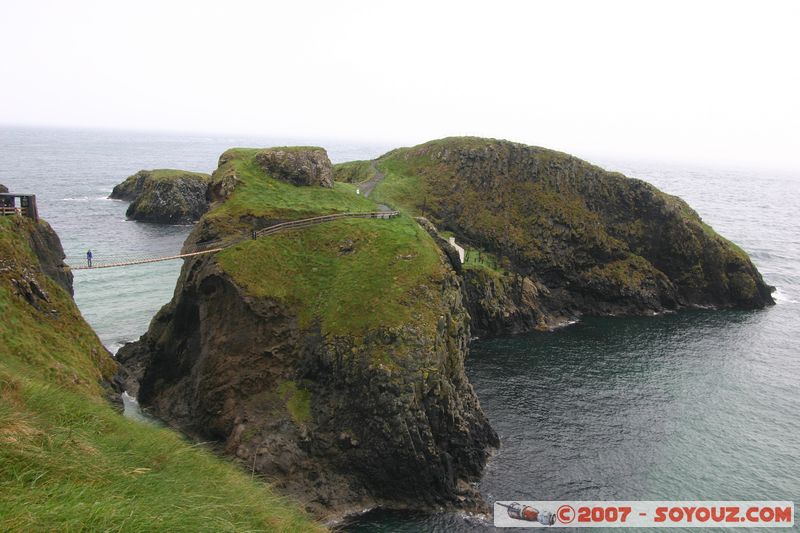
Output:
[110, 169, 211, 224]
[0, 185, 74, 295]
[25, 219, 74, 296]
[117, 147, 497, 519]
[371, 137, 774, 335]
[255, 147, 334, 188]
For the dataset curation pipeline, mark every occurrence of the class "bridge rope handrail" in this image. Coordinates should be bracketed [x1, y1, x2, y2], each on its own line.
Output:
[68, 210, 398, 270]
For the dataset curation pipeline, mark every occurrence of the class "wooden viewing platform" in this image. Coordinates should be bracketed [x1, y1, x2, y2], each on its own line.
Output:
[0, 193, 38, 221]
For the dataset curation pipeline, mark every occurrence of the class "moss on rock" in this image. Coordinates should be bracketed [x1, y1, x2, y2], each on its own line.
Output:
[332, 160, 376, 184]
[370, 137, 774, 326]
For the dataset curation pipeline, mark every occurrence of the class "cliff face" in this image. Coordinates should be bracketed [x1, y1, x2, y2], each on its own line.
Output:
[254, 147, 335, 188]
[110, 169, 211, 224]
[26, 219, 74, 296]
[0, 205, 72, 300]
[118, 147, 497, 518]
[371, 137, 774, 334]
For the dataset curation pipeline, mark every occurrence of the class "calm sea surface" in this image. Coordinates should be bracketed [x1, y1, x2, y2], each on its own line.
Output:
[1, 127, 797, 532]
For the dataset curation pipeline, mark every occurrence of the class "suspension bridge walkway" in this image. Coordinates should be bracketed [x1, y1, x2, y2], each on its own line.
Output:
[68, 211, 399, 270]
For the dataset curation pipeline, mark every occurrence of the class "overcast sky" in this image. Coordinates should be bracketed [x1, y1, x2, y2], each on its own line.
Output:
[1, 0, 798, 170]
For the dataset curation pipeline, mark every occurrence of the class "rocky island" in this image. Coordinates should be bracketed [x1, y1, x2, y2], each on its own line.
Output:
[109, 169, 211, 224]
[367, 137, 774, 335]
[115, 137, 773, 521]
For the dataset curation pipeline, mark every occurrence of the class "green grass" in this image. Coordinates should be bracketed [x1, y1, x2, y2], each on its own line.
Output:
[371, 157, 428, 215]
[332, 160, 376, 184]
[0, 377, 323, 532]
[0, 217, 324, 532]
[217, 215, 445, 337]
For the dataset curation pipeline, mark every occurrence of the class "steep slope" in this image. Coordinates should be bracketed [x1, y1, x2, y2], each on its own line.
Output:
[110, 169, 211, 224]
[118, 147, 497, 519]
[370, 137, 774, 334]
[0, 212, 323, 532]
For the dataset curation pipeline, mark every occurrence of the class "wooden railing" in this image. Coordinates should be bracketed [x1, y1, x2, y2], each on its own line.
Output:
[0, 207, 22, 216]
[255, 211, 398, 237]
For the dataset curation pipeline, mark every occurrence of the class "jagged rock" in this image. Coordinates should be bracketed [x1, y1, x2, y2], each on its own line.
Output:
[206, 165, 240, 205]
[110, 169, 211, 224]
[254, 147, 334, 188]
[462, 269, 558, 336]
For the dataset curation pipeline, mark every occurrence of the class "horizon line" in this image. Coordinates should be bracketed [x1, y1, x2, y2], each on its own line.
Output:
[1, 121, 797, 176]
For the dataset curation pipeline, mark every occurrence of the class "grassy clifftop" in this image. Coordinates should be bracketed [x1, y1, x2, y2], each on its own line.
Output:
[218, 216, 445, 337]
[200, 148, 376, 237]
[204, 148, 447, 339]
[0, 216, 322, 532]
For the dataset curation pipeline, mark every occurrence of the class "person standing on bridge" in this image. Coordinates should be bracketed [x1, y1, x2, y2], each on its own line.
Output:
[86, 249, 93, 268]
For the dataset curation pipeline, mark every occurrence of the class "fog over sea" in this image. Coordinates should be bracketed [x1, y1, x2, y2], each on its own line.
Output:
[2, 127, 798, 532]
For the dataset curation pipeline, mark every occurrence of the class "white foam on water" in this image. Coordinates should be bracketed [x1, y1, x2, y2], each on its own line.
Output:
[772, 287, 797, 304]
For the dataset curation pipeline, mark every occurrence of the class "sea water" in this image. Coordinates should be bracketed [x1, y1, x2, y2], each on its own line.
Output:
[2, 127, 797, 532]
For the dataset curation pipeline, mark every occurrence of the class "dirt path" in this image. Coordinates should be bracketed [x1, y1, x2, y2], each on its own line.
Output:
[359, 161, 393, 212]
[360, 161, 385, 198]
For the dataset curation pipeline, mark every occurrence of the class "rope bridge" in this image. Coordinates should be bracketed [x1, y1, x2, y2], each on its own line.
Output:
[67, 211, 399, 271]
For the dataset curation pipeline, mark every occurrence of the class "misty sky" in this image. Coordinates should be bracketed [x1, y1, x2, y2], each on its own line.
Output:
[1, 0, 798, 170]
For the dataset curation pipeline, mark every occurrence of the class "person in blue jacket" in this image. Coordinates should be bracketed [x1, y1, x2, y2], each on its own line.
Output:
[86, 249, 93, 268]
